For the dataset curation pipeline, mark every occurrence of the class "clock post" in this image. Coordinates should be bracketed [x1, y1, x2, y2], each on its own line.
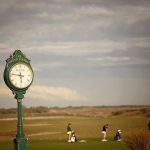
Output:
[3, 50, 34, 150]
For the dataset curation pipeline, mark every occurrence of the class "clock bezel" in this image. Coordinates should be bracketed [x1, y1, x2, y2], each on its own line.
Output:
[4, 61, 34, 91]
[8, 62, 34, 89]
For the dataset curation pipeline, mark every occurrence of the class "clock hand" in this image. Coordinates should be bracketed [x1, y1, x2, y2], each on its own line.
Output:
[12, 73, 24, 77]
[12, 73, 20, 76]
[19, 72, 24, 83]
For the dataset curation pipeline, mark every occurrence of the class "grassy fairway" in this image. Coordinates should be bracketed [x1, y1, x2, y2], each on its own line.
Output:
[0, 116, 149, 150]
[0, 139, 128, 150]
[28, 139, 129, 150]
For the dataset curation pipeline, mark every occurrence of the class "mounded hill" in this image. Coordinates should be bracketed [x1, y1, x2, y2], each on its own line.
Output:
[0, 105, 149, 118]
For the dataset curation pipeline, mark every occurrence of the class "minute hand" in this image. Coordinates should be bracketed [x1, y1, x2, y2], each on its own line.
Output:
[12, 73, 24, 77]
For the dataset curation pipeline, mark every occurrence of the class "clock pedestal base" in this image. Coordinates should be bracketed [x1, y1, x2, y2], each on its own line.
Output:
[14, 137, 27, 150]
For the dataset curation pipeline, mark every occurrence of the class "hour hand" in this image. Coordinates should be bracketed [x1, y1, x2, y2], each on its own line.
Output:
[19, 72, 23, 83]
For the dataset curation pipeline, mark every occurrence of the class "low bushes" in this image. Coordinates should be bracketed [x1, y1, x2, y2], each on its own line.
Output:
[124, 131, 150, 150]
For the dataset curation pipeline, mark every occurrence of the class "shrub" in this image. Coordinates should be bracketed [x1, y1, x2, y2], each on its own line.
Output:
[124, 131, 150, 150]
[0, 108, 16, 114]
[27, 106, 49, 113]
[111, 110, 123, 116]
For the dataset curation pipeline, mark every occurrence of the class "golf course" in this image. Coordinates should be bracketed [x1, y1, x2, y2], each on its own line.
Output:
[0, 106, 149, 150]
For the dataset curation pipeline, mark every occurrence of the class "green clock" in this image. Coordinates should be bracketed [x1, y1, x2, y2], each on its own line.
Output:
[9, 63, 33, 89]
[3, 50, 33, 150]
[4, 50, 34, 99]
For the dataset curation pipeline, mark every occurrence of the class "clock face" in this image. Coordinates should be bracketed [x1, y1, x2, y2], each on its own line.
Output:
[9, 63, 33, 89]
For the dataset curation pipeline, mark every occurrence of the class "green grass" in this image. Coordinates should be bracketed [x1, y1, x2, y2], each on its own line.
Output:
[0, 139, 128, 150]
[0, 116, 149, 150]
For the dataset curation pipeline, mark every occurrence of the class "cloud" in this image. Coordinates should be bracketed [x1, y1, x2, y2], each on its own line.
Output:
[0, 0, 15, 13]
[88, 56, 130, 63]
[0, 84, 86, 102]
[122, 6, 150, 25]
[36, 61, 66, 70]
[76, 6, 114, 16]
[24, 40, 127, 56]
[0, 84, 12, 96]
[33, 62, 67, 72]
[0, 43, 9, 49]
[127, 37, 150, 48]
[28, 85, 86, 101]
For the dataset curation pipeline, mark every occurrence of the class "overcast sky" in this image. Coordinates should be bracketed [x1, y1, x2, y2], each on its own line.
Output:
[0, 0, 150, 108]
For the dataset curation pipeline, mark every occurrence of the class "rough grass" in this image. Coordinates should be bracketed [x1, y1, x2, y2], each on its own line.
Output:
[124, 131, 150, 150]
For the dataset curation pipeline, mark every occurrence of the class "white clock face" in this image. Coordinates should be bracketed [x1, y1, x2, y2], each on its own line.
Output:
[9, 63, 33, 89]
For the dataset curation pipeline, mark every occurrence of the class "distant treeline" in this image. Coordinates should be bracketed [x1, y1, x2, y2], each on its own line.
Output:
[0, 106, 149, 117]
[0, 106, 49, 114]
[111, 107, 150, 117]
[0, 108, 17, 114]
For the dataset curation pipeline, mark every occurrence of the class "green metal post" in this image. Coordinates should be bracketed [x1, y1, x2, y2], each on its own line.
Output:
[14, 99, 27, 150]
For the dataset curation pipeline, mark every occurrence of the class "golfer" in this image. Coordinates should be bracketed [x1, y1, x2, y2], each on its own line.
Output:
[101, 124, 108, 141]
[114, 129, 122, 141]
[67, 123, 72, 142]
